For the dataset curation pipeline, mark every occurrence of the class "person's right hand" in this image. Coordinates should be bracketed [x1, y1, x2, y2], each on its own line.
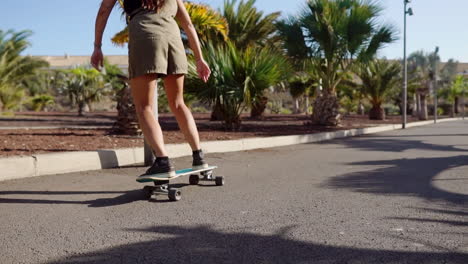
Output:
[91, 48, 104, 71]
[196, 59, 211, 83]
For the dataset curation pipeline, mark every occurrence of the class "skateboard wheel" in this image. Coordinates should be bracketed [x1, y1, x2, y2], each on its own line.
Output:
[168, 189, 182, 201]
[215, 176, 225, 186]
[143, 186, 153, 199]
[189, 174, 200, 185]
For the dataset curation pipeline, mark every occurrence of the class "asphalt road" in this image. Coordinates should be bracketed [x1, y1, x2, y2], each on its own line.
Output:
[0, 121, 467, 264]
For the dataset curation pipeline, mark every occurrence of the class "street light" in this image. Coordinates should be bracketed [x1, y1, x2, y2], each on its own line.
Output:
[433, 46, 439, 124]
[463, 76, 467, 120]
[407, 7, 413, 16]
[402, 0, 414, 129]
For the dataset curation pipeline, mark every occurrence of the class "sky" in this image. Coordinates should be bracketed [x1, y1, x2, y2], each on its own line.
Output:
[1, 0, 467, 62]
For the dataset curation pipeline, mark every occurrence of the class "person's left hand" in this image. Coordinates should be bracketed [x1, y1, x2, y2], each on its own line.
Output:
[196, 59, 211, 83]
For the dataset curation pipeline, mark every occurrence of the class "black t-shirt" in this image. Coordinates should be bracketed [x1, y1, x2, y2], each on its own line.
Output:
[123, 0, 143, 15]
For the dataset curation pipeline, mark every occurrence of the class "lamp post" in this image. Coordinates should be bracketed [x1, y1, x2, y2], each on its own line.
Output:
[402, 0, 413, 129]
[433, 46, 439, 123]
[463, 77, 466, 120]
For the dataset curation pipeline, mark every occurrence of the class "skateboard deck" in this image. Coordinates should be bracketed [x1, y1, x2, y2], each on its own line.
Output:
[136, 165, 218, 182]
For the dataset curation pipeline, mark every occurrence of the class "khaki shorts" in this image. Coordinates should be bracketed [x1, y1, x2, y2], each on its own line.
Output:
[127, 9, 188, 79]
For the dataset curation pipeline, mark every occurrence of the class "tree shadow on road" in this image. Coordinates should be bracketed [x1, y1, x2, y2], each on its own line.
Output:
[328, 136, 468, 153]
[386, 206, 468, 229]
[46, 225, 468, 264]
[410, 207, 468, 217]
[366, 133, 468, 138]
[387, 217, 468, 227]
[324, 155, 468, 205]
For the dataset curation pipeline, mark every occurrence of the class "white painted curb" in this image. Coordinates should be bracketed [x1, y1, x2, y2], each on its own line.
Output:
[0, 117, 463, 181]
[0, 156, 36, 181]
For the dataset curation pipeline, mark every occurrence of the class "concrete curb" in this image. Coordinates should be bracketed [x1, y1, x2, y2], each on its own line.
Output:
[0, 117, 463, 182]
[0, 126, 110, 130]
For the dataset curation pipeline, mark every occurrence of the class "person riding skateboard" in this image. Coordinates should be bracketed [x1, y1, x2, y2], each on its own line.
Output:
[92, 0, 210, 179]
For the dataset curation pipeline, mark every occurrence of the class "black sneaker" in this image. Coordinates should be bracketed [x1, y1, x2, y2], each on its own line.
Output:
[192, 149, 208, 170]
[138, 157, 176, 180]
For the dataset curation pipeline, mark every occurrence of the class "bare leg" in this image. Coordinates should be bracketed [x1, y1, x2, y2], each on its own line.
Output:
[163, 74, 201, 151]
[130, 74, 168, 157]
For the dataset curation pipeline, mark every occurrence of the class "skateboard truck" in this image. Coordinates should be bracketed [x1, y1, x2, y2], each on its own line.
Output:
[143, 183, 181, 201]
[201, 170, 214, 180]
[190, 170, 224, 185]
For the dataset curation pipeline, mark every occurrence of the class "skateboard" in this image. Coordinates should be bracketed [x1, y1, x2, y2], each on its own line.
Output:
[136, 165, 224, 201]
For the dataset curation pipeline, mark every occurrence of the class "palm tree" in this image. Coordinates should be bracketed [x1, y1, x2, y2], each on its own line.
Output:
[0, 30, 49, 111]
[438, 75, 467, 117]
[290, 0, 396, 126]
[30, 94, 55, 111]
[288, 74, 315, 114]
[407, 50, 440, 120]
[21, 69, 54, 97]
[357, 59, 401, 120]
[440, 59, 460, 113]
[185, 42, 287, 130]
[216, 0, 284, 119]
[61, 67, 108, 116]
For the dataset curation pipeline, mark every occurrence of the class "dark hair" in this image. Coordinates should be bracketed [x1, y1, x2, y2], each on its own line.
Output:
[123, 0, 166, 14]
[123, 0, 142, 14]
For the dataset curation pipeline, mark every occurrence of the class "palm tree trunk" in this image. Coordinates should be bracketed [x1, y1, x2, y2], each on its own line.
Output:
[413, 93, 420, 117]
[78, 101, 85, 116]
[87, 102, 93, 112]
[369, 105, 385, 120]
[311, 91, 341, 126]
[250, 96, 268, 119]
[210, 100, 224, 121]
[357, 101, 365, 115]
[112, 84, 141, 135]
[419, 94, 428, 120]
[293, 98, 300, 114]
[222, 106, 242, 131]
[304, 95, 310, 114]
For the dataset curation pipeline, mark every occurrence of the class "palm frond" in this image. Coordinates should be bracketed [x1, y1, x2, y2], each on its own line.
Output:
[222, 0, 281, 49]
[0, 30, 48, 110]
